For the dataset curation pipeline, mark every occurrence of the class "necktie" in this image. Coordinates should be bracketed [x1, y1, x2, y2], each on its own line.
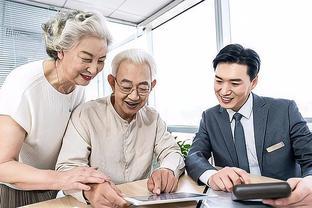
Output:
[233, 113, 250, 173]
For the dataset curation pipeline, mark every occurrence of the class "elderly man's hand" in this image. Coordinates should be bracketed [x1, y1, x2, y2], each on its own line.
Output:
[263, 176, 312, 207]
[83, 181, 128, 208]
[147, 168, 178, 194]
[208, 167, 250, 192]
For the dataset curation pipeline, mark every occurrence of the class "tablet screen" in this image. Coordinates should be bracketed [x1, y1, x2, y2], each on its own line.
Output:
[124, 192, 207, 205]
[133, 192, 205, 201]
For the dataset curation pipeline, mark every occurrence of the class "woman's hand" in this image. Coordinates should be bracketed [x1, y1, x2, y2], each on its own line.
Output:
[55, 167, 109, 191]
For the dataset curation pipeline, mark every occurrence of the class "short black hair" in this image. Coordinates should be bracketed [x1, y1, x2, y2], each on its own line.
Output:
[213, 44, 261, 80]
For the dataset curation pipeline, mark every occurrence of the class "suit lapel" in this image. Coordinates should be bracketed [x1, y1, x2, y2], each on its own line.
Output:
[216, 107, 239, 166]
[252, 94, 268, 173]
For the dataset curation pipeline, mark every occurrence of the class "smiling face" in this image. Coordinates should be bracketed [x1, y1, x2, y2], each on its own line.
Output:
[58, 36, 108, 86]
[108, 60, 156, 122]
[214, 63, 258, 111]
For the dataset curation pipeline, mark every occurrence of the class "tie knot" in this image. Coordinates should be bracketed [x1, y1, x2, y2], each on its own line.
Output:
[233, 113, 243, 121]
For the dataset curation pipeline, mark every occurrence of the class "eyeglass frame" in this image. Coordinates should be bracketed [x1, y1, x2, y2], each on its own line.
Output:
[114, 77, 152, 96]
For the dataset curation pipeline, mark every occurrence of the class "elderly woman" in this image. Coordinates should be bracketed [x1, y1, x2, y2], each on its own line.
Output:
[0, 10, 112, 207]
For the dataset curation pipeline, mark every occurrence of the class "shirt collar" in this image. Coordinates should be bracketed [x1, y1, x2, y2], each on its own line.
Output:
[227, 93, 253, 122]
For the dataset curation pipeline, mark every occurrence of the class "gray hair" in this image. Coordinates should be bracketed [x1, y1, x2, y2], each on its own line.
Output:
[42, 10, 112, 60]
[111, 49, 157, 80]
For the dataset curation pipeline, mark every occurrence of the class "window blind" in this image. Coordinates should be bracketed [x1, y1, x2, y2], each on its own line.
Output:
[0, 0, 57, 87]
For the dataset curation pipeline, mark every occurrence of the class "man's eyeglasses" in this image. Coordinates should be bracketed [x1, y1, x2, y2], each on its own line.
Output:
[114, 78, 151, 96]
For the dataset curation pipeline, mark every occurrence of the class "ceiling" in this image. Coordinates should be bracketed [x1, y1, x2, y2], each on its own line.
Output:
[12, 0, 191, 26]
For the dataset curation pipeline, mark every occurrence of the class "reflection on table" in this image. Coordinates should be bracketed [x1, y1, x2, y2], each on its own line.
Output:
[201, 188, 270, 208]
[22, 173, 281, 208]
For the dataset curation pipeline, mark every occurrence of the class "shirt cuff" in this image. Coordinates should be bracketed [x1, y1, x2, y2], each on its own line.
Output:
[160, 152, 185, 178]
[63, 190, 88, 204]
[199, 170, 218, 186]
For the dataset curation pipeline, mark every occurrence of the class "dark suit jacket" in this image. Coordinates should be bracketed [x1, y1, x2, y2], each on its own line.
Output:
[186, 93, 312, 184]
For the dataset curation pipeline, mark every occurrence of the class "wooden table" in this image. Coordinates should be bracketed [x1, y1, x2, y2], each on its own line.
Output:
[22, 174, 281, 208]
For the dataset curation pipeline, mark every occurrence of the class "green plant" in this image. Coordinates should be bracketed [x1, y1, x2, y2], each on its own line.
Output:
[177, 139, 191, 158]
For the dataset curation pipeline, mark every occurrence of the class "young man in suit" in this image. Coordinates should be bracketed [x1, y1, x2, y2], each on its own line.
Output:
[185, 44, 312, 207]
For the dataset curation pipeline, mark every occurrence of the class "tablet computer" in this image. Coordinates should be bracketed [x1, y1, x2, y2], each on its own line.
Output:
[232, 182, 291, 201]
[124, 192, 207, 206]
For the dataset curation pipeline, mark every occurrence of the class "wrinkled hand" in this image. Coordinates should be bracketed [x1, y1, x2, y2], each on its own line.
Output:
[84, 181, 128, 208]
[56, 167, 109, 191]
[147, 168, 178, 195]
[208, 167, 250, 192]
[263, 176, 312, 207]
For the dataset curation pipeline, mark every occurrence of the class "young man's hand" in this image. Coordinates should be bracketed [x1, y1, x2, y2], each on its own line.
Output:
[208, 167, 250, 192]
[263, 176, 312, 207]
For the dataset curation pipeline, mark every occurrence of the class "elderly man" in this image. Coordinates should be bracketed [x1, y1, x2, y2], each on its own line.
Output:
[56, 49, 185, 208]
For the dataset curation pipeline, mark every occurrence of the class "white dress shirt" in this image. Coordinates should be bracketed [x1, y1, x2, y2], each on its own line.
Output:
[199, 94, 261, 185]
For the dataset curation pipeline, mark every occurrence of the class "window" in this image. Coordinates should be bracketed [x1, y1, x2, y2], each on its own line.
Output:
[0, 0, 56, 87]
[152, 0, 217, 125]
[230, 0, 312, 117]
